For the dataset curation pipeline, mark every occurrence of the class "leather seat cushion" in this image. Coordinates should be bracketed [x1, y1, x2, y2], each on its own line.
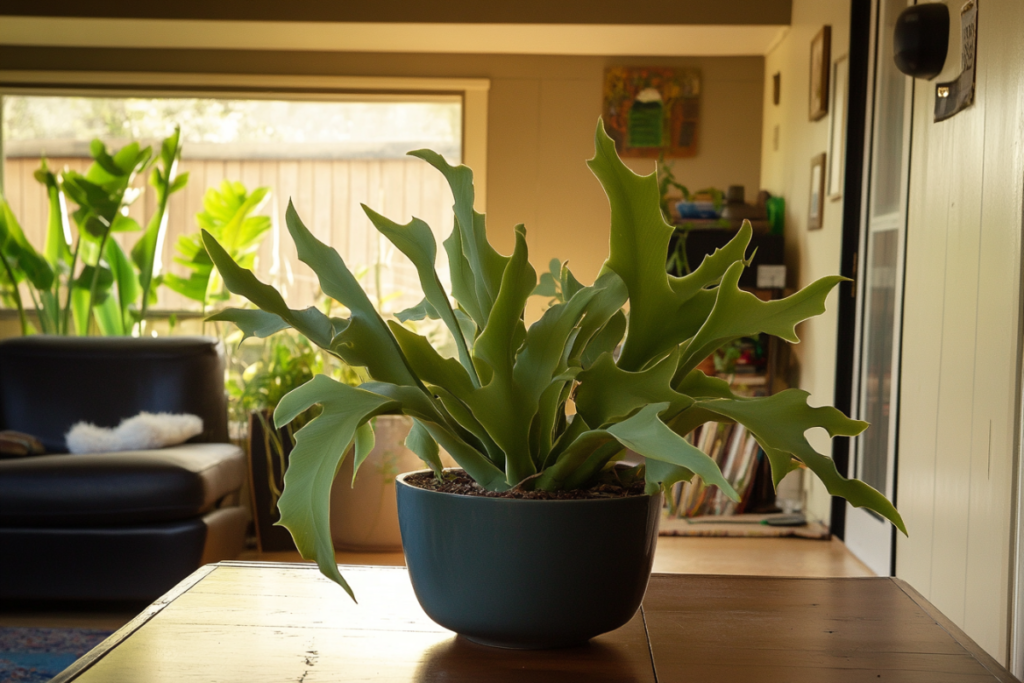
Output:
[0, 443, 244, 527]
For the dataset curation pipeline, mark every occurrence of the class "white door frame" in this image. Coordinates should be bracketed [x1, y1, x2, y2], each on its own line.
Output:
[844, 0, 915, 577]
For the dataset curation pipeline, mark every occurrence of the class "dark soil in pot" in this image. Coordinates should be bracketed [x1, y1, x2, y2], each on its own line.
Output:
[396, 469, 661, 649]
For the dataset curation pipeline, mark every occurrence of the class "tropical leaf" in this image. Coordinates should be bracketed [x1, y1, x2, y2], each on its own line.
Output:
[405, 419, 444, 476]
[362, 205, 478, 385]
[132, 126, 186, 321]
[695, 389, 906, 534]
[396, 297, 440, 322]
[284, 202, 422, 388]
[462, 225, 536, 484]
[202, 229, 335, 348]
[587, 121, 754, 371]
[274, 376, 400, 599]
[105, 238, 141, 331]
[410, 149, 509, 328]
[676, 263, 844, 378]
[351, 421, 376, 485]
[207, 308, 291, 342]
[574, 348, 693, 428]
[537, 403, 736, 500]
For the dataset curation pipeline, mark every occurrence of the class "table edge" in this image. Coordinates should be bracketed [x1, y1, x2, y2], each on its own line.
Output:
[892, 577, 1020, 683]
[51, 563, 219, 683]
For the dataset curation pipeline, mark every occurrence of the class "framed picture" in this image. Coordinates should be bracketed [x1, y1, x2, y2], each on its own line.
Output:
[602, 66, 701, 158]
[809, 153, 827, 230]
[809, 26, 832, 121]
[828, 55, 849, 199]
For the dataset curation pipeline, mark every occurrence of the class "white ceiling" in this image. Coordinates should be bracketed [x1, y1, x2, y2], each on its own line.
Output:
[0, 17, 789, 56]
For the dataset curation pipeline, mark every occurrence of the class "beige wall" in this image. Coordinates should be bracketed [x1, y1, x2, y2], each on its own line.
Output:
[759, 1, 851, 524]
[0, 47, 763, 285]
[895, 0, 1024, 664]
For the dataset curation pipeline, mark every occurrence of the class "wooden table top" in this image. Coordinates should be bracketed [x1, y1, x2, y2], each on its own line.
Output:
[56, 561, 1018, 683]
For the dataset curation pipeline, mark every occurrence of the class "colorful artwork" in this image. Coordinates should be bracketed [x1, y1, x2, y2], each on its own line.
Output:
[602, 67, 701, 158]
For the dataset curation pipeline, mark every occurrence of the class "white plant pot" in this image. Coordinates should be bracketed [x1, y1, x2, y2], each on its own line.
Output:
[328, 415, 426, 551]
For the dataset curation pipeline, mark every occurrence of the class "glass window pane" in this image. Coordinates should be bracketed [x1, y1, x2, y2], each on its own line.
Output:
[860, 228, 899, 493]
[870, 0, 909, 218]
[1, 95, 461, 312]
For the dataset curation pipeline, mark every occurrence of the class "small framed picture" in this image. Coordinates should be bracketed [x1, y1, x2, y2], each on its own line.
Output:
[809, 153, 827, 230]
[828, 55, 849, 200]
[809, 26, 832, 121]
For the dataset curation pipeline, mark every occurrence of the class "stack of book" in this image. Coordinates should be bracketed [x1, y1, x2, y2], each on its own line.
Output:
[669, 422, 764, 518]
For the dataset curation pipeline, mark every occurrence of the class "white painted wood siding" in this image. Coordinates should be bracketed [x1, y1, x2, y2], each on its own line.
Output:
[896, 0, 1024, 663]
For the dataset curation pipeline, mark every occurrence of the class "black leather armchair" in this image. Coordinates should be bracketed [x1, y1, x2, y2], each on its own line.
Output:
[0, 336, 248, 602]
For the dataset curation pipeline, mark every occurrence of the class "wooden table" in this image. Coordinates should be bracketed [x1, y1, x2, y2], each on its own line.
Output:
[55, 561, 1019, 683]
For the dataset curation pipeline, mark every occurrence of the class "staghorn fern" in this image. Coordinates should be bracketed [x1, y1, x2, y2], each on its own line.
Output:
[203, 120, 905, 600]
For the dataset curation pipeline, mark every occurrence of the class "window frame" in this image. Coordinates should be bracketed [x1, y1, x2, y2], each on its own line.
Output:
[0, 70, 490, 209]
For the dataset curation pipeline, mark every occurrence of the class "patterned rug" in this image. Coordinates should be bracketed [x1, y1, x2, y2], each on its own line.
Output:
[0, 627, 113, 682]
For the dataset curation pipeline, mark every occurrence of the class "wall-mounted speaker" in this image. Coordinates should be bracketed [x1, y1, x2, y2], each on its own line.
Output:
[893, 3, 950, 80]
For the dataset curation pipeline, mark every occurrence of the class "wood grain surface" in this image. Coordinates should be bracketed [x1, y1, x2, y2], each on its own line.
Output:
[57, 562, 1019, 683]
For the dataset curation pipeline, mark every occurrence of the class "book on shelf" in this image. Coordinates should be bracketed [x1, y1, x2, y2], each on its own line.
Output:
[669, 421, 765, 519]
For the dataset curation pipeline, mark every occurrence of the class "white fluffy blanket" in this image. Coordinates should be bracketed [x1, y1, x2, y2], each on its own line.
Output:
[66, 412, 204, 454]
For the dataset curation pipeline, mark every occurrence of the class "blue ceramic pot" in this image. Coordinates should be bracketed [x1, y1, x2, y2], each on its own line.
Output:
[396, 470, 661, 649]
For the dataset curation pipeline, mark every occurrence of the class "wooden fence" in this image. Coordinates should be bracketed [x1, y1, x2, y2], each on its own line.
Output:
[2, 156, 455, 313]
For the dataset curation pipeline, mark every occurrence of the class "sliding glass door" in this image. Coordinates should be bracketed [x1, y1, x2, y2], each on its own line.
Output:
[844, 0, 914, 576]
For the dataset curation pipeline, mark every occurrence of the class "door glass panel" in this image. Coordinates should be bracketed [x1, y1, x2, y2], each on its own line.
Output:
[861, 228, 898, 493]
[870, 0, 908, 218]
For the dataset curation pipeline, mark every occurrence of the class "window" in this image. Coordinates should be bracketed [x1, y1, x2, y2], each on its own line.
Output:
[0, 74, 488, 319]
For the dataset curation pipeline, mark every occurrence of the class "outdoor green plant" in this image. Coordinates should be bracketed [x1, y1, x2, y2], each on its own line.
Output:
[165, 180, 271, 316]
[203, 120, 905, 599]
[0, 129, 187, 335]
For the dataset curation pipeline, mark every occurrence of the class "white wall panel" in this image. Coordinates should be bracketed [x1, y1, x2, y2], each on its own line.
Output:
[896, 0, 1024, 663]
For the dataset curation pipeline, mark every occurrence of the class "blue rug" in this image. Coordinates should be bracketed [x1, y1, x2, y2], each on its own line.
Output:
[0, 627, 113, 682]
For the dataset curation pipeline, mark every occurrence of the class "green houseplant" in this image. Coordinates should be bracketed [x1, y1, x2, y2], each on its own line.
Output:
[0, 129, 187, 336]
[203, 120, 904, 645]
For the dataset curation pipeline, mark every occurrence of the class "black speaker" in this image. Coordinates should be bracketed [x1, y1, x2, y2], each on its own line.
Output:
[893, 3, 950, 80]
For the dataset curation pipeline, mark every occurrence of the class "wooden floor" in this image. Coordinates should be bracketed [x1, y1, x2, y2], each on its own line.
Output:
[0, 536, 872, 632]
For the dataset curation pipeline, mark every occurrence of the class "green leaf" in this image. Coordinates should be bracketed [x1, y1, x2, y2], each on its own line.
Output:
[92, 292, 125, 336]
[536, 403, 735, 499]
[274, 376, 401, 599]
[355, 381, 508, 489]
[560, 262, 584, 302]
[207, 308, 291, 342]
[396, 298, 440, 322]
[696, 389, 906, 534]
[677, 262, 844, 378]
[0, 199, 55, 291]
[405, 419, 444, 476]
[587, 120, 753, 370]
[105, 238, 140, 331]
[575, 348, 693, 428]
[442, 224, 485, 327]
[466, 224, 537, 484]
[362, 205, 478, 385]
[284, 202, 422, 388]
[644, 459, 695, 496]
[580, 310, 626, 369]
[532, 271, 558, 298]
[410, 149, 509, 328]
[202, 229, 335, 348]
[35, 160, 73, 267]
[387, 321, 475, 400]
[109, 214, 142, 233]
[351, 421, 376, 485]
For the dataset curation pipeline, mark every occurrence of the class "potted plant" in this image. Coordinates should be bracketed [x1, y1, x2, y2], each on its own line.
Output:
[203, 120, 904, 648]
